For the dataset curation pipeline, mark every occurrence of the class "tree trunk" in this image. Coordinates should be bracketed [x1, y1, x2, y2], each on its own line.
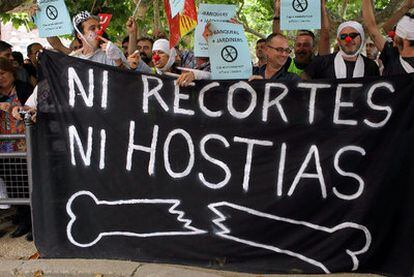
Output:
[153, 0, 161, 33]
[0, 0, 26, 13]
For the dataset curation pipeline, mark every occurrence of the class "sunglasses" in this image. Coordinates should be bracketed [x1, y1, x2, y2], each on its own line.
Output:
[267, 45, 292, 54]
[339, 32, 360, 40]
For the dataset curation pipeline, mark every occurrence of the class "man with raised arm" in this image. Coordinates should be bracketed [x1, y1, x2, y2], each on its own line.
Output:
[70, 11, 129, 68]
[272, 0, 330, 76]
[302, 21, 379, 80]
[362, 0, 414, 75]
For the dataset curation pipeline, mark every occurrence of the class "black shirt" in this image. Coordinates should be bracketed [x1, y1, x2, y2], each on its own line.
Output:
[253, 64, 300, 81]
[305, 53, 379, 80]
[380, 41, 414, 76]
[23, 63, 37, 79]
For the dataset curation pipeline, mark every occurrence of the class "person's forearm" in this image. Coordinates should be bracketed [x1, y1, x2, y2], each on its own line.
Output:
[128, 30, 138, 56]
[318, 29, 330, 56]
[362, 0, 386, 51]
[47, 37, 72, 55]
[318, 0, 330, 55]
[134, 60, 153, 74]
[320, 0, 329, 31]
[362, 0, 377, 29]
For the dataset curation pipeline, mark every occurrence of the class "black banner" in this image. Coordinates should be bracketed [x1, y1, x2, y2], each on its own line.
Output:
[32, 50, 414, 276]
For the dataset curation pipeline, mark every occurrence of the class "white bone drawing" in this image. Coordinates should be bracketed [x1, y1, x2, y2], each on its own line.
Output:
[208, 201, 371, 274]
[66, 190, 207, 247]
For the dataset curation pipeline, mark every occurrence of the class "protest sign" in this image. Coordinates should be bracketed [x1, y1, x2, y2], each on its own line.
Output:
[32, 50, 414, 276]
[208, 22, 252, 80]
[194, 4, 236, 57]
[280, 0, 321, 30]
[34, 0, 73, 37]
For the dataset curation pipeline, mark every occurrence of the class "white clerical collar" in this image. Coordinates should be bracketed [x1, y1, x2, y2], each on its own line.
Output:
[334, 52, 365, 79]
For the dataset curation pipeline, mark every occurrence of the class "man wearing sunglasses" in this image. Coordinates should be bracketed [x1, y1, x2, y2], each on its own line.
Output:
[363, 0, 414, 75]
[250, 33, 299, 81]
[302, 21, 379, 80]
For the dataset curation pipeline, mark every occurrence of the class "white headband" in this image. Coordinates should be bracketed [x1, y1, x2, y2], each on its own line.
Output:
[152, 39, 177, 72]
[72, 11, 100, 49]
[337, 21, 365, 58]
[396, 15, 414, 40]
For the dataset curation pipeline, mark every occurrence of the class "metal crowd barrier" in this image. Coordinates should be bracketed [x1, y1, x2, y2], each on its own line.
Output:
[0, 119, 33, 206]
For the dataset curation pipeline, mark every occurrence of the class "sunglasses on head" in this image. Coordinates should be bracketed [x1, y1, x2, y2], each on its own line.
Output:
[339, 32, 360, 40]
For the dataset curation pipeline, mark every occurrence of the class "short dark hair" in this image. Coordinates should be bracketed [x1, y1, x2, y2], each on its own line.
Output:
[122, 36, 129, 44]
[27, 43, 42, 56]
[0, 40, 12, 52]
[266, 33, 287, 44]
[409, 40, 414, 47]
[297, 30, 315, 41]
[256, 38, 266, 45]
[137, 37, 154, 46]
[12, 51, 24, 65]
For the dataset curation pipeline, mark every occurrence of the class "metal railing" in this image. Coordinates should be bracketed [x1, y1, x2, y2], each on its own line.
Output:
[0, 118, 33, 206]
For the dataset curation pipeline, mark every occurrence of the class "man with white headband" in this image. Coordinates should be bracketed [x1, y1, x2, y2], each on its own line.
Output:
[129, 38, 211, 85]
[303, 21, 379, 80]
[151, 39, 178, 74]
[71, 11, 151, 73]
[22, 11, 153, 112]
[128, 38, 176, 74]
[363, 0, 414, 75]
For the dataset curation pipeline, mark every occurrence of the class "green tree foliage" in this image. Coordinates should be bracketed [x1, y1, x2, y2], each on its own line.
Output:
[0, 0, 406, 47]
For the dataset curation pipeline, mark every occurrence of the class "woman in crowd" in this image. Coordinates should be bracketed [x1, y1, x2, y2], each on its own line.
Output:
[0, 57, 33, 241]
[0, 57, 31, 136]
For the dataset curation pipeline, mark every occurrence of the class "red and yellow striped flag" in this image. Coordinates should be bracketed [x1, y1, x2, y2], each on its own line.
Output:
[164, 0, 197, 48]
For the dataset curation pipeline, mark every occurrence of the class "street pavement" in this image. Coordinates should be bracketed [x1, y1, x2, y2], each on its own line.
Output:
[0, 226, 384, 277]
[0, 210, 384, 277]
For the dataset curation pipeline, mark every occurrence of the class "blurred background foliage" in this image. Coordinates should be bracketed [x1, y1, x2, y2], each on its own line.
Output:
[0, 0, 404, 49]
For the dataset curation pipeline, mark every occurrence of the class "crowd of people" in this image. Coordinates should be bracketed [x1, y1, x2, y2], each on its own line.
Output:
[0, 0, 414, 241]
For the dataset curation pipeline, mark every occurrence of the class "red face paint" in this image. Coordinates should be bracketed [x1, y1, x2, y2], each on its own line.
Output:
[153, 54, 160, 62]
[345, 36, 353, 43]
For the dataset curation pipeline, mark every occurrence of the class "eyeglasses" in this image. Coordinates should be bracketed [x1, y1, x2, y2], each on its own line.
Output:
[267, 45, 292, 54]
[339, 32, 360, 40]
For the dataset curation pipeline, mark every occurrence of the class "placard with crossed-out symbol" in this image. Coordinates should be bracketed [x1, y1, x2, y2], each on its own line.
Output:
[221, 46, 238, 63]
[46, 5, 59, 20]
[292, 0, 308, 12]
